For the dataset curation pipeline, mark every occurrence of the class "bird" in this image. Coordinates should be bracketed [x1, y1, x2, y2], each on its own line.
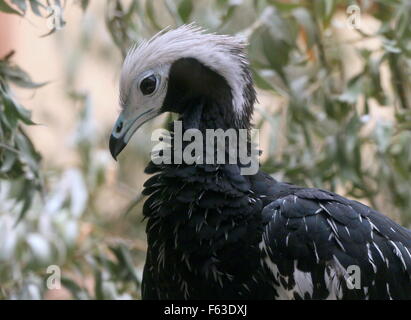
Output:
[109, 25, 411, 300]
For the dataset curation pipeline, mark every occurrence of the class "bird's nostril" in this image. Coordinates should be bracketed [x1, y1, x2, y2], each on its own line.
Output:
[116, 122, 123, 133]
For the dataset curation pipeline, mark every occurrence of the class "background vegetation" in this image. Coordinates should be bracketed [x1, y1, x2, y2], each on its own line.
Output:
[1, 0, 411, 299]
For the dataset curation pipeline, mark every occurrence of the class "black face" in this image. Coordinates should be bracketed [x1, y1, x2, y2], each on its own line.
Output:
[162, 58, 233, 114]
[140, 75, 157, 95]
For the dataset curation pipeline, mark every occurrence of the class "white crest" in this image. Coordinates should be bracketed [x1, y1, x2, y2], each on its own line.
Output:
[120, 24, 251, 117]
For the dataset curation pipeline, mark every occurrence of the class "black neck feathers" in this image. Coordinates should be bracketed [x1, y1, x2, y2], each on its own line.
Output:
[162, 57, 255, 130]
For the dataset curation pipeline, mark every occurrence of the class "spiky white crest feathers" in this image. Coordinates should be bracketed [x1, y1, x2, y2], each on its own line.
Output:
[120, 24, 251, 117]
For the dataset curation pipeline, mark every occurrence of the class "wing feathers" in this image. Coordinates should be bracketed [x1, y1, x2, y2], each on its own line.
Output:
[260, 189, 411, 299]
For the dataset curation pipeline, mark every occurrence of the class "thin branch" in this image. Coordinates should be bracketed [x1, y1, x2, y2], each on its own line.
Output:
[0, 142, 20, 154]
[388, 53, 410, 110]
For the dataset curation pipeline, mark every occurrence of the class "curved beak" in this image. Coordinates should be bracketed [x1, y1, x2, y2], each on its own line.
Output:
[109, 134, 127, 161]
[109, 107, 160, 160]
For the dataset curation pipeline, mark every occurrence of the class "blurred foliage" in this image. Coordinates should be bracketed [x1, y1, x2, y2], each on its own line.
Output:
[0, 53, 44, 224]
[1, 0, 411, 299]
[0, 0, 66, 35]
[0, 0, 144, 300]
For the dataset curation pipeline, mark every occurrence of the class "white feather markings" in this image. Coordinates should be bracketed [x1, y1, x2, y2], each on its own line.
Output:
[293, 261, 314, 298]
[372, 242, 385, 262]
[260, 236, 315, 299]
[386, 283, 393, 300]
[404, 246, 411, 261]
[312, 241, 320, 264]
[324, 257, 346, 300]
[366, 243, 377, 273]
[389, 240, 407, 271]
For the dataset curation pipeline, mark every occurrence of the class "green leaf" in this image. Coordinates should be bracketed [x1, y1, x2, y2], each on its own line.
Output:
[292, 7, 316, 48]
[218, 4, 237, 27]
[14, 183, 35, 225]
[1, 63, 47, 88]
[251, 68, 277, 92]
[177, 0, 193, 23]
[110, 245, 141, 288]
[93, 269, 104, 300]
[61, 277, 89, 300]
[11, 0, 26, 14]
[28, 0, 43, 16]
[338, 73, 363, 104]
[267, 0, 301, 11]
[4, 96, 35, 125]
[0, 0, 22, 15]
[80, 0, 89, 12]
[313, 0, 336, 27]
[0, 150, 17, 174]
[145, 0, 163, 30]
[382, 39, 402, 54]
[261, 30, 289, 83]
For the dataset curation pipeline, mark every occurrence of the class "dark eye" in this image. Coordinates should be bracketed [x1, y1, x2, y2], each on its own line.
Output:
[140, 75, 157, 95]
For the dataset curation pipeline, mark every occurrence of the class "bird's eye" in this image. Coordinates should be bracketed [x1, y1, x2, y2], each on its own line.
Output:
[140, 75, 157, 95]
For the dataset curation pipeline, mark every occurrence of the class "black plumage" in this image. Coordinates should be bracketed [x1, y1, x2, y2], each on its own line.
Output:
[110, 29, 411, 300]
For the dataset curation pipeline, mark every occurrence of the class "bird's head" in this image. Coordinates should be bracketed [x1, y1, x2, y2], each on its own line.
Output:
[109, 24, 256, 160]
